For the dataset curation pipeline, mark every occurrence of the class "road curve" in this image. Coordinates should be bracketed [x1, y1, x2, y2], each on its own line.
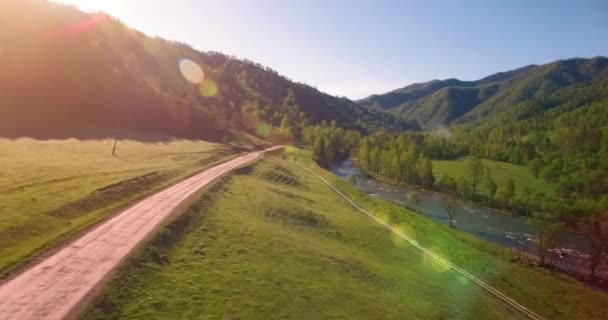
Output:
[0, 146, 282, 320]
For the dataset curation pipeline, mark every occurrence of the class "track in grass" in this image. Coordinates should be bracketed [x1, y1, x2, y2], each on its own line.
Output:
[293, 160, 545, 320]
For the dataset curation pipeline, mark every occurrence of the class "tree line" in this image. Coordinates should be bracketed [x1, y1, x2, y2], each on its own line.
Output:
[354, 132, 435, 188]
[301, 121, 361, 168]
[344, 130, 607, 278]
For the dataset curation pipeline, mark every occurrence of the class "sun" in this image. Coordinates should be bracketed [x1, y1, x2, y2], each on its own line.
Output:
[51, 0, 122, 14]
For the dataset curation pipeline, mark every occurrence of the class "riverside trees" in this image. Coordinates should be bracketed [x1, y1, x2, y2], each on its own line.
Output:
[466, 156, 484, 199]
[354, 132, 435, 189]
[303, 124, 361, 168]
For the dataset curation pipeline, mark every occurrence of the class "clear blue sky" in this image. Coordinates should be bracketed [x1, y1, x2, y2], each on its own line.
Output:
[57, 0, 607, 99]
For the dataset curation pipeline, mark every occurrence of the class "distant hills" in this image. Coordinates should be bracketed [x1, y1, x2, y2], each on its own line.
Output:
[359, 58, 608, 128]
[0, 0, 410, 140]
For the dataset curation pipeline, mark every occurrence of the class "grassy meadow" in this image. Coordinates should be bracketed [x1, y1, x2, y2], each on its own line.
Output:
[432, 156, 556, 197]
[82, 148, 608, 320]
[0, 137, 239, 275]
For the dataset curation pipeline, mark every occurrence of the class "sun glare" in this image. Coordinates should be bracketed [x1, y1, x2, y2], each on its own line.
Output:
[52, 0, 120, 14]
[199, 79, 219, 97]
[179, 59, 204, 84]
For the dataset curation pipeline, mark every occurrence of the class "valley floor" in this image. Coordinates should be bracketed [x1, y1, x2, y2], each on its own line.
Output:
[82, 148, 608, 320]
[432, 156, 556, 197]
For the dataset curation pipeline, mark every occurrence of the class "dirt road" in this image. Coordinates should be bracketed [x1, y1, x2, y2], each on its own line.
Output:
[0, 147, 281, 320]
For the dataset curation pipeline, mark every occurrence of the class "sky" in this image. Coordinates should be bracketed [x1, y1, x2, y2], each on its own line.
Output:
[55, 0, 608, 99]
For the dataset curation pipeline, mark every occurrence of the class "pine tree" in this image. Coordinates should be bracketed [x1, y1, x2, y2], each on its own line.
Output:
[418, 156, 435, 188]
[466, 156, 484, 198]
[312, 138, 327, 167]
[507, 178, 516, 199]
[483, 167, 497, 201]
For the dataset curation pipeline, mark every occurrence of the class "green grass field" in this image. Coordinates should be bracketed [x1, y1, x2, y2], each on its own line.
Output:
[432, 156, 555, 197]
[82, 148, 607, 320]
[0, 137, 239, 275]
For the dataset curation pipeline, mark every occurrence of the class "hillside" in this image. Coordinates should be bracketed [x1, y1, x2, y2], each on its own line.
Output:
[359, 58, 608, 128]
[0, 0, 410, 141]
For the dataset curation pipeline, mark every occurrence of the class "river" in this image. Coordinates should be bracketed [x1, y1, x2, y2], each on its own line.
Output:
[331, 158, 591, 255]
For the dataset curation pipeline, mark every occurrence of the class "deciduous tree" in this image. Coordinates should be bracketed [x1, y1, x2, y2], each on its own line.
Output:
[466, 156, 484, 199]
[442, 197, 459, 228]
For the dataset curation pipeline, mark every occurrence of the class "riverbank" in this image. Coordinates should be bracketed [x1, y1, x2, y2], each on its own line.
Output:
[388, 183, 608, 288]
[363, 170, 522, 218]
[333, 158, 608, 288]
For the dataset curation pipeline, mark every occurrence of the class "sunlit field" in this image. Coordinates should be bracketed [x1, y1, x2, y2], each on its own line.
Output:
[433, 156, 556, 197]
[82, 149, 608, 320]
[0, 137, 238, 275]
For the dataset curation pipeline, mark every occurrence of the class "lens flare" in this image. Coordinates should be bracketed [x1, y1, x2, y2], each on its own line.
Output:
[390, 231, 408, 248]
[199, 79, 218, 97]
[375, 211, 390, 225]
[256, 123, 270, 137]
[431, 256, 451, 273]
[424, 249, 451, 273]
[179, 59, 204, 84]
[390, 223, 415, 248]
[44, 13, 107, 38]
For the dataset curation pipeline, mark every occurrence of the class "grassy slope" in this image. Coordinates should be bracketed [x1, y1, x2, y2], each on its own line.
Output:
[82, 148, 607, 320]
[0, 137, 239, 274]
[433, 156, 555, 196]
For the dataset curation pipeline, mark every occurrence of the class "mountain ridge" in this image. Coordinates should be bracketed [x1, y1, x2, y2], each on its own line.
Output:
[358, 57, 608, 128]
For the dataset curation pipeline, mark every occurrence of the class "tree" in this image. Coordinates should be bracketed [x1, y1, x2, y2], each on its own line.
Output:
[347, 174, 357, 185]
[466, 156, 484, 199]
[495, 189, 511, 208]
[457, 177, 472, 201]
[323, 138, 335, 166]
[506, 178, 516, 201]
[528, 159, 544, 178]
[418, 156, 435, 188]
[436, 174, 457, 192]
[280, 115, 290, 132]
[407, 193, 421, 207]
[529, 212, 562, 266]
[518, 185, 533, 215]
[577, 210, 608, 279]
[442, 197, 459, 227]
[111, 138, 118, 156]
[312, 138, 328, 167]
[483, 167, 497, 202]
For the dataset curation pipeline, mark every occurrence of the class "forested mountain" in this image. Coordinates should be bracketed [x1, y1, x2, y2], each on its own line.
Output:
[0, 0, 410, 141]
[359, 59, 608, 128]
[357, 65, 536, 111]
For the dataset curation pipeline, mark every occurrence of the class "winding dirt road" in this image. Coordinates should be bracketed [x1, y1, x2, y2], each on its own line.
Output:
[0, 146, 281, 320]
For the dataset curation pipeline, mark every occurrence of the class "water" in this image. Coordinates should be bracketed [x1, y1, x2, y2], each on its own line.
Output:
[331, 158, 590, 254]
